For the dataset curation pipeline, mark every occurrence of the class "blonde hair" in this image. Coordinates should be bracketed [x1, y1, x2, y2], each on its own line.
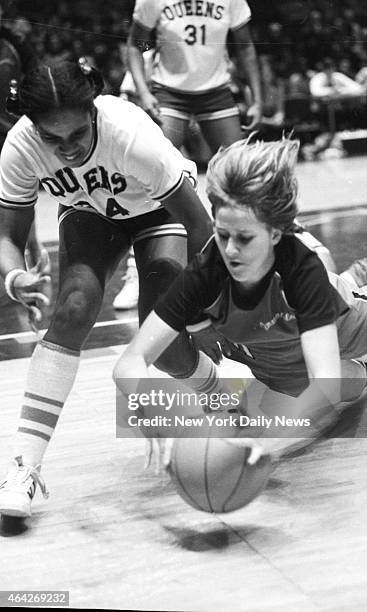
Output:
[206, 136, 300, 232]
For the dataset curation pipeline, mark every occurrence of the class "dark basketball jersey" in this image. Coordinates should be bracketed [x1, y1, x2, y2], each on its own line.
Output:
[155, 234, 367, 395]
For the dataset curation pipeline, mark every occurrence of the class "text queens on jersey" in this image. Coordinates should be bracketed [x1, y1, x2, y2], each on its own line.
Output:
[40, 166, 130, 218]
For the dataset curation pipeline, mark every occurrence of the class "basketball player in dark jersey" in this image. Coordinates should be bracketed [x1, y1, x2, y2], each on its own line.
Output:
[114, 137, 367, 464]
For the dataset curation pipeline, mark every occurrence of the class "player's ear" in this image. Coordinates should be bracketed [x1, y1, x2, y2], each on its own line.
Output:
[271, 228, 282, 245]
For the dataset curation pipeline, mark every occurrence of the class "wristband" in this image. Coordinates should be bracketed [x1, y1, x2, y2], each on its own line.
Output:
[4, 268, 26, 302]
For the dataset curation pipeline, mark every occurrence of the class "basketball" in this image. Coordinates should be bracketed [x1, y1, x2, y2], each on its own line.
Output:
[168, 425, 272, 513]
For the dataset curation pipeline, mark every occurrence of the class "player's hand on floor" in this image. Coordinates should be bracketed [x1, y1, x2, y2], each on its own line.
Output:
[225, 436, 312, 464]
[224, 437, 265, 464]
[191, 325, 244, 365]
[145, 438, 174, 474]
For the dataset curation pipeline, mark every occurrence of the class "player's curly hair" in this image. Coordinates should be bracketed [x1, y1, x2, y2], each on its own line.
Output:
[206, 135, 300, 233]
[6, 59, 104, 123]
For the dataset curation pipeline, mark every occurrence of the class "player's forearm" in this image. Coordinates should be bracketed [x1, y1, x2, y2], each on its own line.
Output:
[128, 43, 152, 99]
[113, 354, 150, 395]
[0, 236, 27, 278]
[255, 378, 340, 455]
[164, 180, 213, 259]
[0, 208, 33, 278]
[237, 45, 262, 106]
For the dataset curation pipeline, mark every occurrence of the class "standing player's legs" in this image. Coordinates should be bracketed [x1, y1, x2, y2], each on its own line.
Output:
[153, 86, 191, 150]
[0, 209, 130, 517]
[199, 114, 243, 153]
[196, 87, 243, 154]
[159, 114, 189, 151]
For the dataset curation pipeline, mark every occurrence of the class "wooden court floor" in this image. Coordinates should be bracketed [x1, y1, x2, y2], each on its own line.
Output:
[0, 156, 367, 611]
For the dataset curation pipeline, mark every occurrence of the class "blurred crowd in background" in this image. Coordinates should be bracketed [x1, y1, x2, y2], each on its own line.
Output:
[2, 0, 367, 159]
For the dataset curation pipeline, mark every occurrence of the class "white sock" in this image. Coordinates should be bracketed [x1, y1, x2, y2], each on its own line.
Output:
[13, 340, 80, 466]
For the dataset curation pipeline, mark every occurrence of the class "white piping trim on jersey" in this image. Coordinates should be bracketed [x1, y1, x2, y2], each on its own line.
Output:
[200, 234, 215, 254]
[275, 271, 295, 312]
[186, 319, 212, 333]
[155, 172, 184, 201]
[183, 169, 197, 190]
[203, 285, 227, 314]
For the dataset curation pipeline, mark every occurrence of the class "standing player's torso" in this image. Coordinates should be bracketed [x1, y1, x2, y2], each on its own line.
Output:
[135, 0, 251, 92]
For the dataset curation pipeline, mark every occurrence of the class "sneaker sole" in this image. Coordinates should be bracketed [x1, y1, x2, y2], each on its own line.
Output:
[0, 507, 31, 518]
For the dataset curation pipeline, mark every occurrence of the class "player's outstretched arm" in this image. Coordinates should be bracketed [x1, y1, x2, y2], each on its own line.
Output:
[228, 323, 344, 463]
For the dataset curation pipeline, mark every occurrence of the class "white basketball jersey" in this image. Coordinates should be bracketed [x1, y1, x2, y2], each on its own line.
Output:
[0, 95, 197, 219]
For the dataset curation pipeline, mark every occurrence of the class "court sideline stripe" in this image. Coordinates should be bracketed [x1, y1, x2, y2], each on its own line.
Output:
[0, 316, 139, 342]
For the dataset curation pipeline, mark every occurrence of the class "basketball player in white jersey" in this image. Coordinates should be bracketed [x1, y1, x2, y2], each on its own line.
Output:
[111, 0, 263, 311]
[128, 0, 262, 146]
[0, 58, 229, 518]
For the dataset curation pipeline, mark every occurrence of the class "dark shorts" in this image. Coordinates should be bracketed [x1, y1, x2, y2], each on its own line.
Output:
[152, 84, 240, 121]
[58, 204, 187, 248]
